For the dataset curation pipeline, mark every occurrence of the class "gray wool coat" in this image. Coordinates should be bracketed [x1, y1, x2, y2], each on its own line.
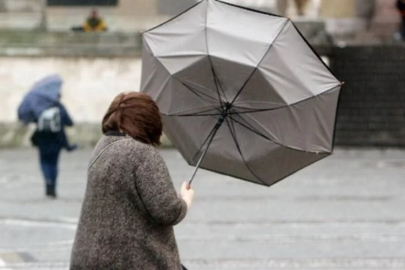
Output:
[70, 132, 187, 270]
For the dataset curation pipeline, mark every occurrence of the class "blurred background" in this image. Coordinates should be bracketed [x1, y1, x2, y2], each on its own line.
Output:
[0, 1, 405, 270]
[0, 0, 404, 148]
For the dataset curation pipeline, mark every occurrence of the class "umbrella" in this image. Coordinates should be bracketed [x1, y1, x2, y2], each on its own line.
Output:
[141, 0, 342, 187]
[18, 74, 63, 124]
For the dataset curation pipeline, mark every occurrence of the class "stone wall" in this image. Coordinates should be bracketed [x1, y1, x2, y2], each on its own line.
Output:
[0, 56, 142, 123]
[332, 45, 405, 147]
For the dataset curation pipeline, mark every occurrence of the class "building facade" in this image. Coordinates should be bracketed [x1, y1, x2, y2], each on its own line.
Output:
[0, 0, 396, 34]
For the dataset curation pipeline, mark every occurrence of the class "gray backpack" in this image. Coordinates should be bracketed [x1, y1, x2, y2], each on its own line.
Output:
[37, 107, 61, 133]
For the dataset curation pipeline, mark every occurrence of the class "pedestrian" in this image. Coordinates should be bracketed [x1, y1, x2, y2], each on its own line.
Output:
[397, 0, 405, 40]
[70, 92, 195, 270]
[83, 9, 108, 32]
[18, 75, 77, 198]
[30, 95, 77, 198]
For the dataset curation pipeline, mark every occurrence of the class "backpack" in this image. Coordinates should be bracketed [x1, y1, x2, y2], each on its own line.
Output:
[37, 107, 61, 133]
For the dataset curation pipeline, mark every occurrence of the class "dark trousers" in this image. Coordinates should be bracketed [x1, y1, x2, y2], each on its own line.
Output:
[39, 149, 60, 187]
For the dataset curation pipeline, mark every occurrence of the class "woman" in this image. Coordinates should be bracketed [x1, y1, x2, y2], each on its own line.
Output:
[70, 92, 195, 270]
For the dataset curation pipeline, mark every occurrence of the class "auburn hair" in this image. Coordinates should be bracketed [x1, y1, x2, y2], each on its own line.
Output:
[102, 92, 162, 146]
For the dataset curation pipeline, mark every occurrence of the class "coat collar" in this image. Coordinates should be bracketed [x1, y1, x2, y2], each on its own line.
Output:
[105, 130, 126, 137]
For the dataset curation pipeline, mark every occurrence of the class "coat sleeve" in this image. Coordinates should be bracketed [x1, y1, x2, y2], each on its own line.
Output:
[134, 145, 187, 226]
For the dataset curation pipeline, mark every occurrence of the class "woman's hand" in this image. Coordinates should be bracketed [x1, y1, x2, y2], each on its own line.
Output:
[180, 182, 195, 210]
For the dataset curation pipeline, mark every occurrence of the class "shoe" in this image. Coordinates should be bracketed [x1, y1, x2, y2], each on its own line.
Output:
[46, 184, 57, 199]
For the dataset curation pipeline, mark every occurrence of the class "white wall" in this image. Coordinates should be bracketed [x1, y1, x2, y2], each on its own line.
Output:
[0, 57, 142, 123]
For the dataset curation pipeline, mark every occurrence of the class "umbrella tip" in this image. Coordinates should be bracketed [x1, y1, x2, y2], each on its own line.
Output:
[341, 81, 345, 86]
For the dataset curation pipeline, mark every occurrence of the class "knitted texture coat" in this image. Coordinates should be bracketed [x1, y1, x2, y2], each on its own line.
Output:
[70, 133, 187, 270]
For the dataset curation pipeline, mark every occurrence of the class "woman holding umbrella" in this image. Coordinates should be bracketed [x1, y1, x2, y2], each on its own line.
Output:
[18, 74, 77, 198]
[70, 92, 194, 269]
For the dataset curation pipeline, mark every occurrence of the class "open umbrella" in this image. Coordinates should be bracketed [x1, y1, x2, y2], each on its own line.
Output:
[141, 0, 342, 187]
[18, 74, 63, 124]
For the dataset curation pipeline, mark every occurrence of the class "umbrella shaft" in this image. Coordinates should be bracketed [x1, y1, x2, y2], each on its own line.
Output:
[189, 115, 224, 185]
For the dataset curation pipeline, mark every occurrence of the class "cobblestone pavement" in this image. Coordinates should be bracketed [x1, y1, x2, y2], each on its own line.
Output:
[0, 148, 404, 270]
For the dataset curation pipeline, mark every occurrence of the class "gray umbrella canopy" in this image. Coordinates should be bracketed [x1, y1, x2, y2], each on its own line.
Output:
[141, 0, 342, 187]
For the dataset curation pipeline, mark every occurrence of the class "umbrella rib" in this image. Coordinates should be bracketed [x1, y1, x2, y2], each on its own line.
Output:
[168, 113, 222, 117]
[180, 81, 220, 103]
[224, 116, 266, 185]
[229, 113, 320, 154]
[179, 79, 222, 103]
[204, 4, 226, 107]
[209, 59, 225, 107]
[229, 105, 280, 114]
[228, 113, 275, 143]
[164, 107, 222, 117]
[230, 84, 342, 114]
[167, 113, 222, 117]
[212, 65, 228, 102]
[229, 18, 290, 106]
